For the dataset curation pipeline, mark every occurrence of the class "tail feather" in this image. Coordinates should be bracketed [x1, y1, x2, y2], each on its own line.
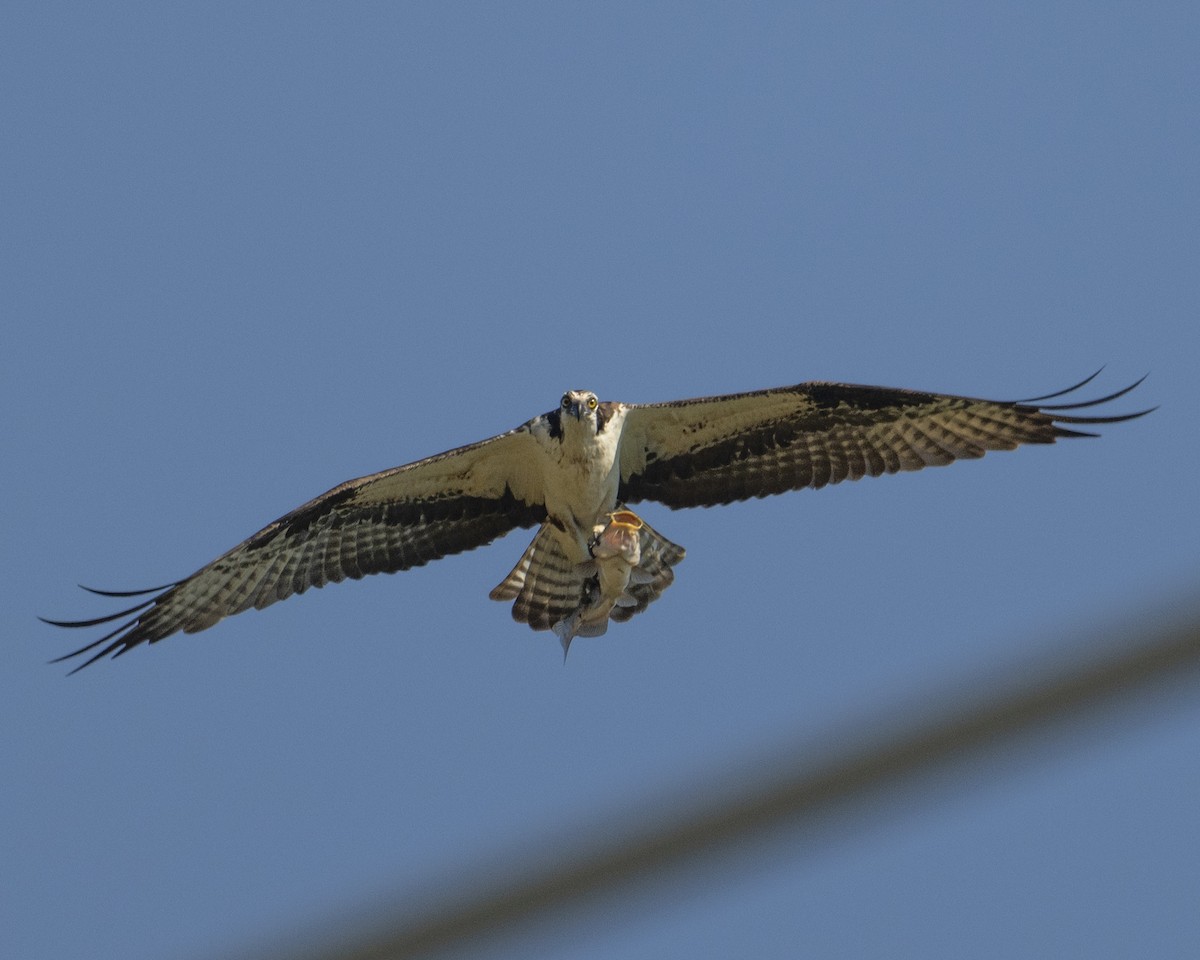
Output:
[491, 509, 684, 651]
[489, 524, 589, 632]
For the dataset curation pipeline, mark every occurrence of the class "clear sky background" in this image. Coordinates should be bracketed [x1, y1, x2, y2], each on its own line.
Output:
[4, 3, 1198, 959]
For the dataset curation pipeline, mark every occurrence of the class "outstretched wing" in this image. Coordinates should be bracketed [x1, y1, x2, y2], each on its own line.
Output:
[45, 426, 548, 671]
[618, 371, 1152, 509]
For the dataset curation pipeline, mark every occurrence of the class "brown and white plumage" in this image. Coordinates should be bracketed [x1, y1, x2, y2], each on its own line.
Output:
[44, 371, 1150, 671]
[490, 509, 686, 653]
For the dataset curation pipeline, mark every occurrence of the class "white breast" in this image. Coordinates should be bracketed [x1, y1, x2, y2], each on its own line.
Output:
[534, 406, 629, 557]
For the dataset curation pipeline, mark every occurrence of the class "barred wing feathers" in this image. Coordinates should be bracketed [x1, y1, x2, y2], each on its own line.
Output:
[46, 427, 548, 671]
[618, 372, 1151, 509]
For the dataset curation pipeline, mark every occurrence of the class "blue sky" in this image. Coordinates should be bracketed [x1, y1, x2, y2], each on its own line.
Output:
[3, 3, 1198, 958]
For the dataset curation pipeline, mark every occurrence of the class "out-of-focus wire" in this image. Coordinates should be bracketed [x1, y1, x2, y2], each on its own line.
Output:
[241, 598, 1200, 960]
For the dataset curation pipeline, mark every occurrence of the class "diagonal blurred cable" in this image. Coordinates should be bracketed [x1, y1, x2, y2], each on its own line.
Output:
[238, 596, 1200, 960]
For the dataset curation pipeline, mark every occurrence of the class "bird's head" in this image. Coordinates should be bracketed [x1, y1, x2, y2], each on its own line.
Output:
[559, 389, 601, 433]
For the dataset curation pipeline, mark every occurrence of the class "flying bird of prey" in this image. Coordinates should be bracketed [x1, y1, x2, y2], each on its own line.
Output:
[45, 371, 1150, 670]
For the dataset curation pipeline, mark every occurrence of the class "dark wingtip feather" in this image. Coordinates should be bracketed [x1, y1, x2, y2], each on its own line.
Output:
[1014, 367, 1104, 403]
[47, 617, 138, 670]
[43, 582, 177, 674]
[1033, 373, 1149, 411]
[38, 597, 157, 629]
[78, 582, 177, 598]
[1050, 427, 1101, 439]
[1013, 372, 1154, 431]
[62, 639, 129, 675]
[1050, 405, 1157, 427]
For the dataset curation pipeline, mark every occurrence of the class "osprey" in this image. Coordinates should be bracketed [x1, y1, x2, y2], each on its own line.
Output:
[45, 372, 1149, 670]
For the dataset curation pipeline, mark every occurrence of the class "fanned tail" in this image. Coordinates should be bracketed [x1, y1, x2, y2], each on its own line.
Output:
[490, 508, 685, 655]
[489, 523, 588, 633]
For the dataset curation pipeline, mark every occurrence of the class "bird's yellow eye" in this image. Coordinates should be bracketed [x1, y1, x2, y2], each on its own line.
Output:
[587, 395, 598, 410]
[561, 394, 571, 409]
